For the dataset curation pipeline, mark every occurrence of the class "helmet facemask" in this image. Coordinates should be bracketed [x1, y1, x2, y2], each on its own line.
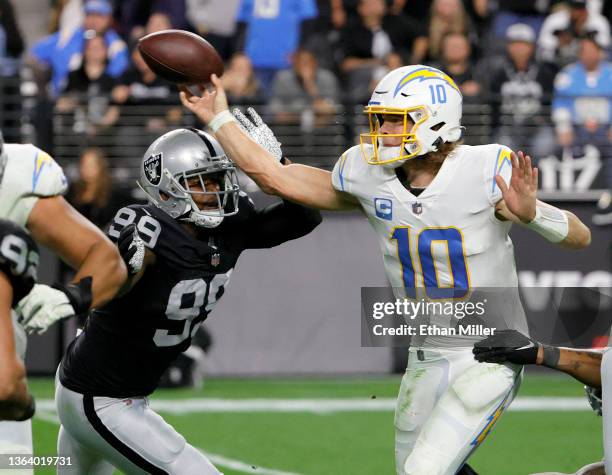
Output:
[360, 105, 430, 167]
[173, 163, 240, 228]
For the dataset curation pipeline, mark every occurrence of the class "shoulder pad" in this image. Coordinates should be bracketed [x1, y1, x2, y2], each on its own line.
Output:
[331, 145, 361, 193]
[4, 144, 68, 197]
[483, 144, 513, 205]
[0, 219, 39, 305]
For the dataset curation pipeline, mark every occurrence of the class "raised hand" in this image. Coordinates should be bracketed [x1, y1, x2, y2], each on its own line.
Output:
[232, 107, 283, 161]
[496, 151, 538, 223]
[179, 74, 229, 125]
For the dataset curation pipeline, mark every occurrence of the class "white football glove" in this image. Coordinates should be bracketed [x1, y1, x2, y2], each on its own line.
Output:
[232, 107, 283, 161]
[17, 284, 76, 335]
[117, 224, 146, 275]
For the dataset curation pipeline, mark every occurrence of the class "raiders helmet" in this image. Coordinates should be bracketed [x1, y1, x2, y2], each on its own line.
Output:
[137, 128, 240, 228]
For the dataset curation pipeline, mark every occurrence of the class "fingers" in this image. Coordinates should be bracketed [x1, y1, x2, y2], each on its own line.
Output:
[533, 167, 539, 189]
[246, 107, 264, 126]
[495, 175, 509, 196]
[211, 74, 222, 88]
[232, 108, 254, 131]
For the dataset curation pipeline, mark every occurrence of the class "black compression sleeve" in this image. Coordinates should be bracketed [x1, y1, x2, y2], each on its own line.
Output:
[244, 200, 322, 249]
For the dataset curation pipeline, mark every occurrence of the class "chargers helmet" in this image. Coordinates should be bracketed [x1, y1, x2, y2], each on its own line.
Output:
[361, 65, 463, 167]
[138, 128, 240, 228]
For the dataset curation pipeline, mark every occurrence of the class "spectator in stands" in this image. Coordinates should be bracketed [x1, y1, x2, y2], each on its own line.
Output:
[491, 0, 550, 39]
[221, 53, 264, 104]
[30, 0, 129, 96]
[57, 32, 119, 136]
[112, 44, 182, 133]
[552, 37, 612, 166]
[489, 23, 557, 157]
[117, 0, 189, 40]
[0, 0, 25, 142]
[51, 0, 85, 35]
[427, 0, 477, 62]
[369, 51, 404, 93]
[339, 0, 427, 103]
[538, 0, 611, 68]
[269, 48, 339, 131]
[67, 147, 131, 230]
[236, 0, 318, 92]
[392, 0, 487, 35]
[186, 0, 242, 61]
[432, 32, 480, 98]
[0, 0, 24, 68]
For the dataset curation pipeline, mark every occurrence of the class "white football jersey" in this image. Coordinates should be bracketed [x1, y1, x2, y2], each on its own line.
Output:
[0, 144, 68, 226]
[332, 143, 528, 342]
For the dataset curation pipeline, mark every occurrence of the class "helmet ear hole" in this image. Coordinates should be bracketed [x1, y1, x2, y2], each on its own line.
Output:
[159, 191, 170, 202]
[430, 122, 445, 131]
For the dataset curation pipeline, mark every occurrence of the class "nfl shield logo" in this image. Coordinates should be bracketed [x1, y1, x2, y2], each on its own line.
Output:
[412, 202, 423, 215]
[144, 153, 162, 185]
[211, 253, 221, 267]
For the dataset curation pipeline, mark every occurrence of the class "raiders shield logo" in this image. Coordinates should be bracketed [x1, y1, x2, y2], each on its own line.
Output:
[144, 153, 162, 185]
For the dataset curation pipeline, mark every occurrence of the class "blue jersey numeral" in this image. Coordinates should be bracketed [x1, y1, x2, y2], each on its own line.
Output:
[391, 226, 469, 298]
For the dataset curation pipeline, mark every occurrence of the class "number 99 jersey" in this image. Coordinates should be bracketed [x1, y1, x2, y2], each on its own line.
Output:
[0, 219, 38, 306]
[59, 204, 237, 398]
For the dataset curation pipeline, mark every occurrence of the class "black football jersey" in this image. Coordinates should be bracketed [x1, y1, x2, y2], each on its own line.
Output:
[60, 195, 321, 397]
[0, 219, 38, 306]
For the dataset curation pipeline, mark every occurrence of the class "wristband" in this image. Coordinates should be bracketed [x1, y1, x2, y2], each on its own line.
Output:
[526, 205, 569, 243]
[542, 345, 560, 368]
[208, 110, 236, 133]
[53, 276, 93, 315]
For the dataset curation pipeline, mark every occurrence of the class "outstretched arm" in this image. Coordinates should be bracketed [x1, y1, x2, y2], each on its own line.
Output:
[244, 198, 322, 249]
[473, 329, 603, 387]
[27, 196, 127, 307]
[18, 196, 128, 334]
[179, 77, 359, 211]
[494, 151, 591, 249]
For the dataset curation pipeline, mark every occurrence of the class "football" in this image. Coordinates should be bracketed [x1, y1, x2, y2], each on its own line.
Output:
[138, 29, 224, 85]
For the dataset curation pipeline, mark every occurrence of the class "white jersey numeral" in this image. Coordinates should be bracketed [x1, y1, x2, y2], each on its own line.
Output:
[153, 272, 231, 348]
[0, 234, 38, 279]
[108, 208, 161, 248]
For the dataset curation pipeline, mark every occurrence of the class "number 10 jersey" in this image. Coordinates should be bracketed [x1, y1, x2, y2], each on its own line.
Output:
[332, 143, 529, 343]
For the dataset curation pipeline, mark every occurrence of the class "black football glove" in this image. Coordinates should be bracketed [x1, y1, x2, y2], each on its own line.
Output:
[473, 329, 540, 365]
[117, 224, 145, 275]
[585, 385, 602, 416]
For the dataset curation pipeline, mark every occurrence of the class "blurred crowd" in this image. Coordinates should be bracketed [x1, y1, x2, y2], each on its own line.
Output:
[0, 0, 611, 207]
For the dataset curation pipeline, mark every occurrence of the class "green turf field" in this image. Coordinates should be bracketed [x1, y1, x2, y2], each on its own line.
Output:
[27, 374, 602, 475]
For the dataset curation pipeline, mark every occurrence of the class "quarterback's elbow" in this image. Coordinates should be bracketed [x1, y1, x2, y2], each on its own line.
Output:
[257, 172, 289, 198]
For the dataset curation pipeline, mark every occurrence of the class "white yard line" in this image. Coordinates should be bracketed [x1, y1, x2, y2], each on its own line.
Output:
[202, 453, 301, 475]
[36, 396, 591, 414]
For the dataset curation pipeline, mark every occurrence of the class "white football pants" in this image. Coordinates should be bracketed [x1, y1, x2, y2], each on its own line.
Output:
[395, 347, 522, 475]
[55, 377, 222, 475]
[0, 314, 33, 475]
